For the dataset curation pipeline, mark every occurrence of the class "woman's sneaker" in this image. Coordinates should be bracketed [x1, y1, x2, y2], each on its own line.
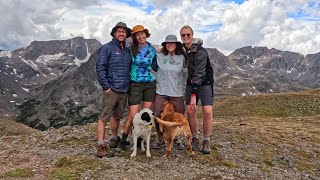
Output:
[152, 140, 166, 149]
[174, 139, 185, 150]
[191, 137, 201, 151]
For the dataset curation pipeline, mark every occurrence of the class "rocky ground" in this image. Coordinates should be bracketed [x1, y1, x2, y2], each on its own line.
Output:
[0, 89, 319, 180]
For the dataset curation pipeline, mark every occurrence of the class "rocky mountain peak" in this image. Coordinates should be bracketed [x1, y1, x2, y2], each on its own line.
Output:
[0, 38, 101, 118]
[11, 37, 99, 62]
[229, 46, 272, 59]
[1, 38, 319, 130]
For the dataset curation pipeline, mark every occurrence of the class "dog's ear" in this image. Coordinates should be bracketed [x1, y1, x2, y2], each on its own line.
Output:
[141, 112, 151, 122]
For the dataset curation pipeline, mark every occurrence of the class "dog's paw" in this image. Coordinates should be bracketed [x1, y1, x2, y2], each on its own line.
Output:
[146, 152, 151, 157]
[130, 153, 136, 158]
[163, 154, 168, 158]
[141, 147, 145, 152]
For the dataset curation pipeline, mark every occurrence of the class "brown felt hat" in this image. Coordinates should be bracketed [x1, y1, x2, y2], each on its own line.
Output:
[110, 22, 131, 38]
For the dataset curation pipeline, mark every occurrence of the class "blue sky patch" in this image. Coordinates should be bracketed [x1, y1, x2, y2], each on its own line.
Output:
[117, 0, 155, 13]
[288, 9, 306, 19]
[196, 24, 222, 33]
[308, 1, 320, 9]
[144, 5, 155, 13]
[288, 7, 320, 21]
[223, 0, 246, 4]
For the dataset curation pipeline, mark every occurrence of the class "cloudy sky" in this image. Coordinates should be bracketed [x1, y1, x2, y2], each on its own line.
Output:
[0, 0, 319, 55]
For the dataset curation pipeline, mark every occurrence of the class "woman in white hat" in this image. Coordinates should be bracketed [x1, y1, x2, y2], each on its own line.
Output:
[152, 34, 188, 149]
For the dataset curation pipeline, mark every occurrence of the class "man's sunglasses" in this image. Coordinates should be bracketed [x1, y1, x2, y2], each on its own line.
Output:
[181, 33, 191, 37]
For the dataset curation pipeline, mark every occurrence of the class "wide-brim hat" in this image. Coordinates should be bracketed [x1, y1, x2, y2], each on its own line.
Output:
[110, 22, 131, 38]
[161, 34, 181, 46]
[131, 25, 151, 40]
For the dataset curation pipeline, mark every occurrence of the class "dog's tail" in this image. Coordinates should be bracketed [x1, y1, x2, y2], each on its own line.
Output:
[155, 117, 183, 127]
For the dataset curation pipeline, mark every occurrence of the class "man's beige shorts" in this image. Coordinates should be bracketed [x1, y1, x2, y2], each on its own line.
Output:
[98, 90, 128, 121]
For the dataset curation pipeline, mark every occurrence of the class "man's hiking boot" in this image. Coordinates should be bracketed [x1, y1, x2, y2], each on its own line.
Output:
[96, 145, 114, 158]
[202, 140, 211, 154]
[109, 136, 120, 148]
[191, 137, 201, 151]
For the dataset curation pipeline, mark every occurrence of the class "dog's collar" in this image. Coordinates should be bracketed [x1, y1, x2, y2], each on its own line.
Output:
[147, 125, 152, 129]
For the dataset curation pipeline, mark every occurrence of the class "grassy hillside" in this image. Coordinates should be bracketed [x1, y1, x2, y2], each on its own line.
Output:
[0, 89, 319, 179]
[214, 89, 320, 117]
[0, 117, 39, 136]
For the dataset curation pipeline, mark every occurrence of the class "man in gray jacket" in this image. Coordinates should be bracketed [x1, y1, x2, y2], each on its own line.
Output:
[96, 22, 131, 158]
[180, 25, 214, 154]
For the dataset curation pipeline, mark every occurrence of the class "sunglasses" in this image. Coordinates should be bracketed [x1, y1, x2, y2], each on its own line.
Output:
[181, 33, 192, 37]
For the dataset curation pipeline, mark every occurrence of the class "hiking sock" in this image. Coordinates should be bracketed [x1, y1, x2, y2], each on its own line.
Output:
[203, 137, 210, 141]
[192, 135, 198, 139]
[111, 135, 119, 140]
[98, 141, 105, 146]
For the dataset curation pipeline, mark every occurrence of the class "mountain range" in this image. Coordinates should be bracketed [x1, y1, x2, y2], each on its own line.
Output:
[0, 37, 319, 130]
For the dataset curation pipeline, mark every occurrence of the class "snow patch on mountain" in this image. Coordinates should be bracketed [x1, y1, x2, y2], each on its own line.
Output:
[13, 69, 24, 78]
[22, 87, 29, 92]
[287, 68, 294, 73]
[35, 53, 65, 64]
[22, 59, 38, 70]
[74, 42, 91, 67]
[0, 51, 12, 58]
[237, 66, 246, 71]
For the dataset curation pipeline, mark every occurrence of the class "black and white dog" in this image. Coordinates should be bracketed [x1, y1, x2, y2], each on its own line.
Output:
[130, 108, 155, 158]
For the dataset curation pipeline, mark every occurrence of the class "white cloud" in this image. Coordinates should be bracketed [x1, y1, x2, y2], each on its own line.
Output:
[0, 0, 319, 55]
[206, 0, 320, 55]
[0, 0, 64, 50]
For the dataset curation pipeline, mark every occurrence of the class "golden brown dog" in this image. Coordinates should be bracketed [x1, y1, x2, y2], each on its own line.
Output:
[155, 101, 194, 158]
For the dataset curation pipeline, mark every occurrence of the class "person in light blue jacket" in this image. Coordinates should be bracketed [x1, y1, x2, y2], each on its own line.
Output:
[152, 34, 188, 149]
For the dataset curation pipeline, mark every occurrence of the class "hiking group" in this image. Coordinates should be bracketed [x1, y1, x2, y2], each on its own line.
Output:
[96, 22, 214, 158]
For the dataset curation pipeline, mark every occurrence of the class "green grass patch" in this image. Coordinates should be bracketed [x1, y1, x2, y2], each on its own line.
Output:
[45, 136, 91, 149]
[50, 155, 108, 179]
[296, 161, 313, 174]
[0, 118, 39, 136]
[5, 168, 34, 177]
[192, 146, 238, 168]
[263, 159, 273, 167]
[260, 164, 271, 172]
[214, 90, 320, 117]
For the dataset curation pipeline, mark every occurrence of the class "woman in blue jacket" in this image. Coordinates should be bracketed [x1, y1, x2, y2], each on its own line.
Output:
[120, 25, 157, 149]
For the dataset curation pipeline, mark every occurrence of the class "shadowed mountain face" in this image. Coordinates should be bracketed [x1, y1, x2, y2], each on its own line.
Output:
[303, 53, 320, 88]
[221, 46, 314, 95]
[1, 40, 319, 130]
[0, 37, 101, 117]
[16, 51, 101, 130]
